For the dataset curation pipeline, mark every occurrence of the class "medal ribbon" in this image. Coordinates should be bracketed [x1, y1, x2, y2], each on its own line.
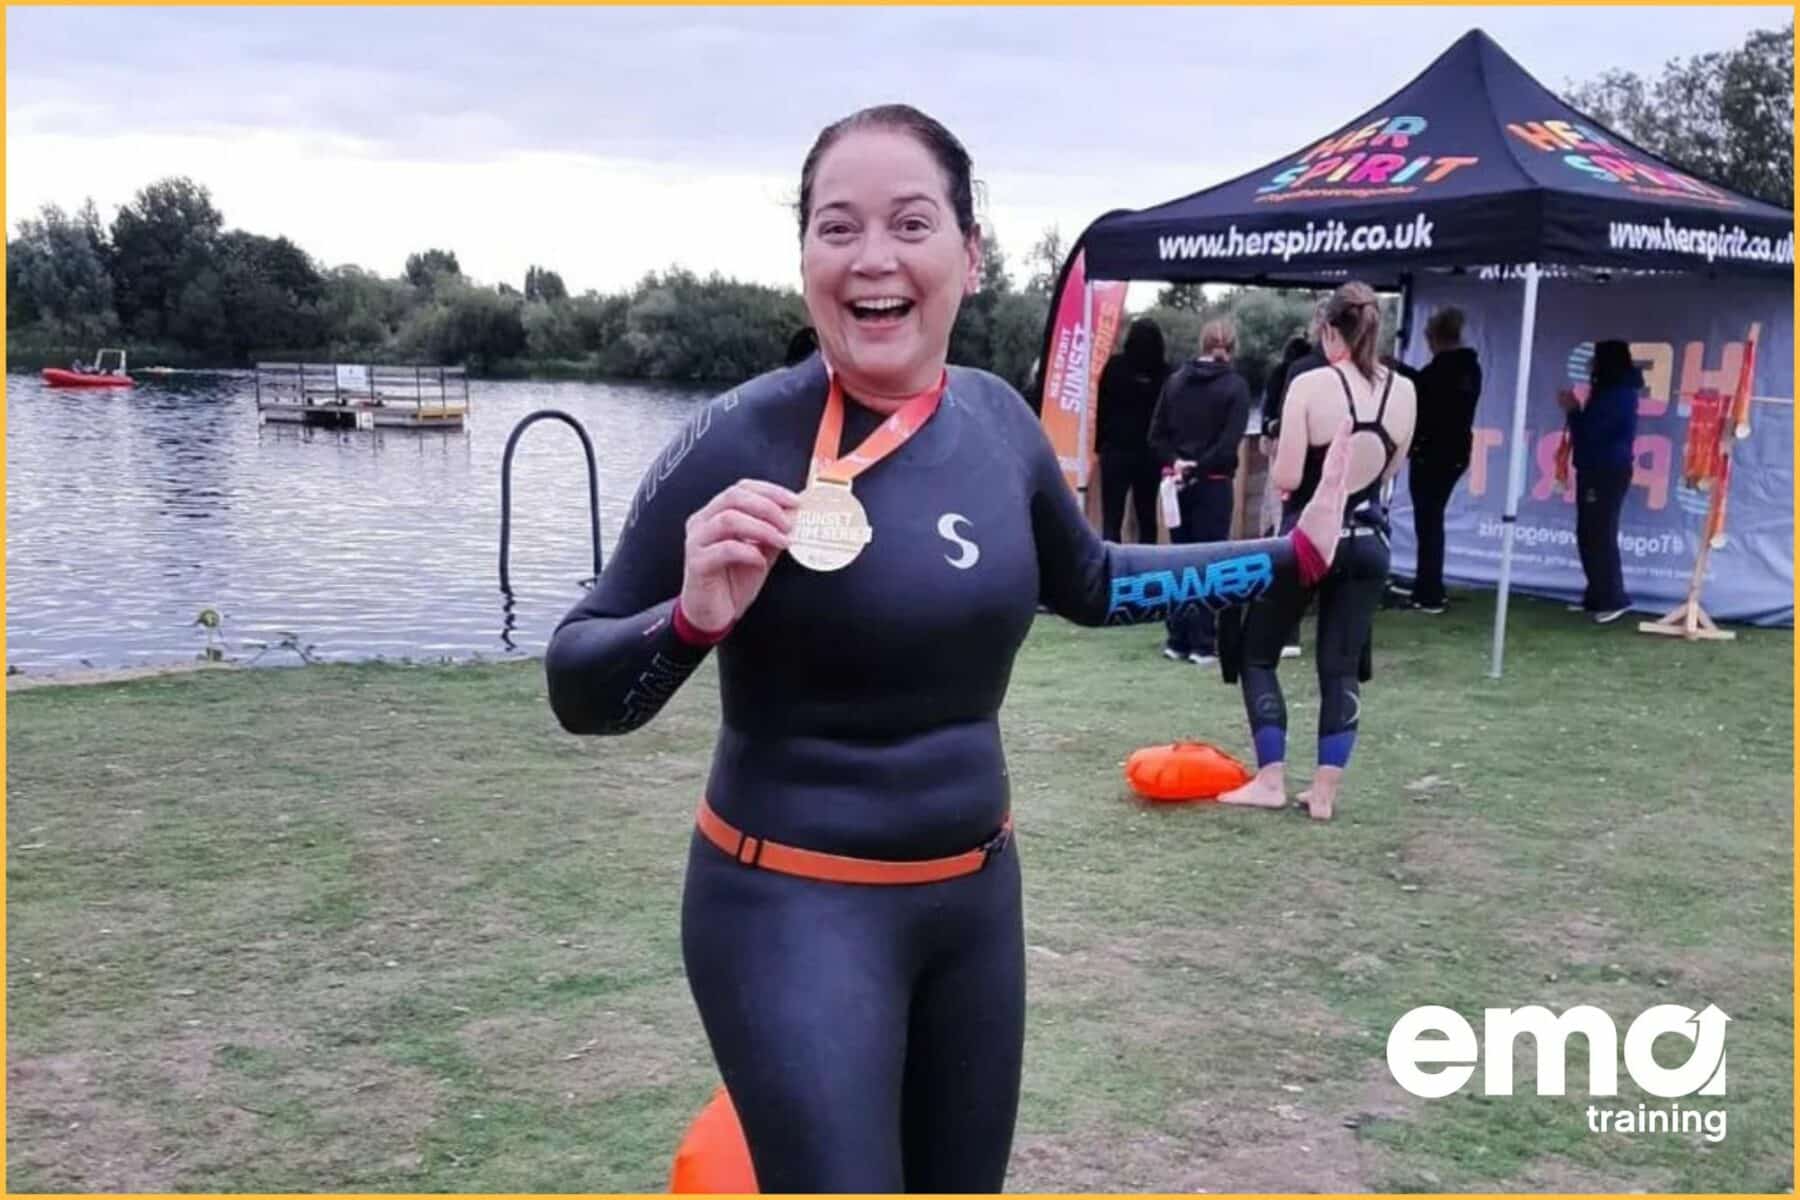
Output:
[810, 370, 946, 485]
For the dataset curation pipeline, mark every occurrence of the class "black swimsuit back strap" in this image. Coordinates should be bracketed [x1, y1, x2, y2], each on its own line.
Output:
[1331, 364, 1356, 418]
[1329, 363, 1400, 460]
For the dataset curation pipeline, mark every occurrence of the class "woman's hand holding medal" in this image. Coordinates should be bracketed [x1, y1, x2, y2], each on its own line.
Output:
[679, 480, 800, 635]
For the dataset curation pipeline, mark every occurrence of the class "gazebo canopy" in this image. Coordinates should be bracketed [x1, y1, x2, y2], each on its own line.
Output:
[1079, 29, 1793, 286]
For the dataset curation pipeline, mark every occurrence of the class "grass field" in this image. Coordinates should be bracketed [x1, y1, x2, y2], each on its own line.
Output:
[6, 591, 1792, 1192]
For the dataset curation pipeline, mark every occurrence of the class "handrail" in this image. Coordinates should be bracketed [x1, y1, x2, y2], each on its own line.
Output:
[498, 409, 603, 595]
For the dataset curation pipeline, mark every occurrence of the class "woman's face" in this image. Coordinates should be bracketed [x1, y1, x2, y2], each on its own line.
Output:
[801, 127, 980, 400]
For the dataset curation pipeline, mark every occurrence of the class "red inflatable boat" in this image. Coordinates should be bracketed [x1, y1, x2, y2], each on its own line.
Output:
[43, 348, 134, 388]
[42, 367, 134, 388]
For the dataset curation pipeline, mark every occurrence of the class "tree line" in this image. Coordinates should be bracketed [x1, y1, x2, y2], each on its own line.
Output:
[8, 23, 1785, 394]
[4, 175, 1072, 392]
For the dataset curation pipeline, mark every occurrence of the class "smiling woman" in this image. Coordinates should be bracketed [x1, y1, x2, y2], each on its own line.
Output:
[797, 106, 981, 408]
[543, 103, 1359, 1193]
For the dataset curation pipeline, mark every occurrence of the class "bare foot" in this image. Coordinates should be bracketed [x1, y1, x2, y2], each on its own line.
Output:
[1294, 418, 1354, 569]
[1303, 766, 1344, 821]
[1220, 765, 1288, 809]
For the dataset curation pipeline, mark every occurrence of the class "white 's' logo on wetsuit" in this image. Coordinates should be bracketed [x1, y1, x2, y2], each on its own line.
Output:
[938, 513, 980, 569]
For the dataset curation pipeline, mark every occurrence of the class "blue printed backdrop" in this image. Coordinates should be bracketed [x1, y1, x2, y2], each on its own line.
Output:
[1391, 273, 1793, 626]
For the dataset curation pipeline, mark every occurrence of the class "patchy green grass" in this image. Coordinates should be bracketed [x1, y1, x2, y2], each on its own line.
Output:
[7, 590, 1791, 1192]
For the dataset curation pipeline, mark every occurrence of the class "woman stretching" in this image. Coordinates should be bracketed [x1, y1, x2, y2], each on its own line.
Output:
[1220, 281, 1415, 821]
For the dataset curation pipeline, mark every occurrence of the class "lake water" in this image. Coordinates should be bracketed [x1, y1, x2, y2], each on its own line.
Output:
[5, 370, 715, 671]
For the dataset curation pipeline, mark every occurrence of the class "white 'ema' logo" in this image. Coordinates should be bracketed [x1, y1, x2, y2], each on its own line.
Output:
[1387, 1003, 1730, 1143]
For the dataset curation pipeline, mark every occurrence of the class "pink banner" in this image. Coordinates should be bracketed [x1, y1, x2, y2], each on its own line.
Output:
[1086, 278, 1129, 428]
[1038, 251, 1129, 491]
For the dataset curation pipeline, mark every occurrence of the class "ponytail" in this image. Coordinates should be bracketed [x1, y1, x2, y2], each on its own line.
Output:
[1324, 281, 1381, 379]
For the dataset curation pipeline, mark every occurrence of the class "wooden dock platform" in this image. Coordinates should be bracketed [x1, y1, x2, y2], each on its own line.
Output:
[254, 362, 470, 430]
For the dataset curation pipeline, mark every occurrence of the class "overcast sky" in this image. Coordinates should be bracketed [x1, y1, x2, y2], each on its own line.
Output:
[7, 6, 1786, 296]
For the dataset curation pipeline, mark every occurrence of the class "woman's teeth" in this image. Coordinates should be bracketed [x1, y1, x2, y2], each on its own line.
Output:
[850, 298, 913, 320]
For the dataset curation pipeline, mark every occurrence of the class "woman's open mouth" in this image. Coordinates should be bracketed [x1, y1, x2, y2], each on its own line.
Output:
[848, 297, 915, 324]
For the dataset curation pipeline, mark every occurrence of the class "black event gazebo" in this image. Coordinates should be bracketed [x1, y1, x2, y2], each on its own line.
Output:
[1045, 29, 1792, 675]
[1073, 29, 1792, 287]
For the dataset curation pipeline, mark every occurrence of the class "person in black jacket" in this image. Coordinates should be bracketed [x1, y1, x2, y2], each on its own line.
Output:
[1261, 301, 1330, 442]
[1262, 336, 1311, 443]
[1398, 307, 1482, 613]
[1148, 317, 1251, 662]
[1093, 317, 1169, 542]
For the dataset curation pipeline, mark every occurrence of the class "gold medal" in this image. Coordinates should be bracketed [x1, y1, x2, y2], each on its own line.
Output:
[788, 479, 873, 572]
[791, 369, 943, 573]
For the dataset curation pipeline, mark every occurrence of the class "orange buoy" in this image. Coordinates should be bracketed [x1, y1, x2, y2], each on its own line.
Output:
[669, 1084, 758, 1194]
[1124, 740, 1252, 802]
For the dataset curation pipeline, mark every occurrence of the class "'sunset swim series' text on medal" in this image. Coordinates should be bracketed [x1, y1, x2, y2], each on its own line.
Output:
[788, 481, 873, 573]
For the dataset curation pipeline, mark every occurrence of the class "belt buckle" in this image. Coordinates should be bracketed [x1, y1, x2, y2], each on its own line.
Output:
[978, 825, 1011, 868]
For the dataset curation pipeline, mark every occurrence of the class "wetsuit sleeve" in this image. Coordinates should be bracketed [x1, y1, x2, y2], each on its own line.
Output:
[1026, 415, 1306, 627]
[544, 393, 745, 735]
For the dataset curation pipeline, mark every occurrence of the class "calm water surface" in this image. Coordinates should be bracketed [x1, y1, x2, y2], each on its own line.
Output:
[5, 371, 711, 670]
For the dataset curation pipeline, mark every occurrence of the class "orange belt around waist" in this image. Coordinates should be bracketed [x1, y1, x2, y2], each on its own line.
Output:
[696, 797, 1011, 886]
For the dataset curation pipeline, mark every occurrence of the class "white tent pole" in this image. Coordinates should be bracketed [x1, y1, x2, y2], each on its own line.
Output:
[1490, 263, 1542, 679]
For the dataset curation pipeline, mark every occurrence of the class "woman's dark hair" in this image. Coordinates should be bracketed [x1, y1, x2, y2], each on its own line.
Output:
[784, 326, 819, 367]
[797, 104, 977, 241]
[1324, 281, 1382, 378]
[1425, 306, 1465, 347]
[1591, 339, 1640, 389]
[1121, 316, 1166, 372]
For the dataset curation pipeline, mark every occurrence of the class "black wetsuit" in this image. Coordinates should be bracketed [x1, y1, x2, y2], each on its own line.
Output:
[1241, 365, 1398, 771]
[544, 355, 1310, 1192]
